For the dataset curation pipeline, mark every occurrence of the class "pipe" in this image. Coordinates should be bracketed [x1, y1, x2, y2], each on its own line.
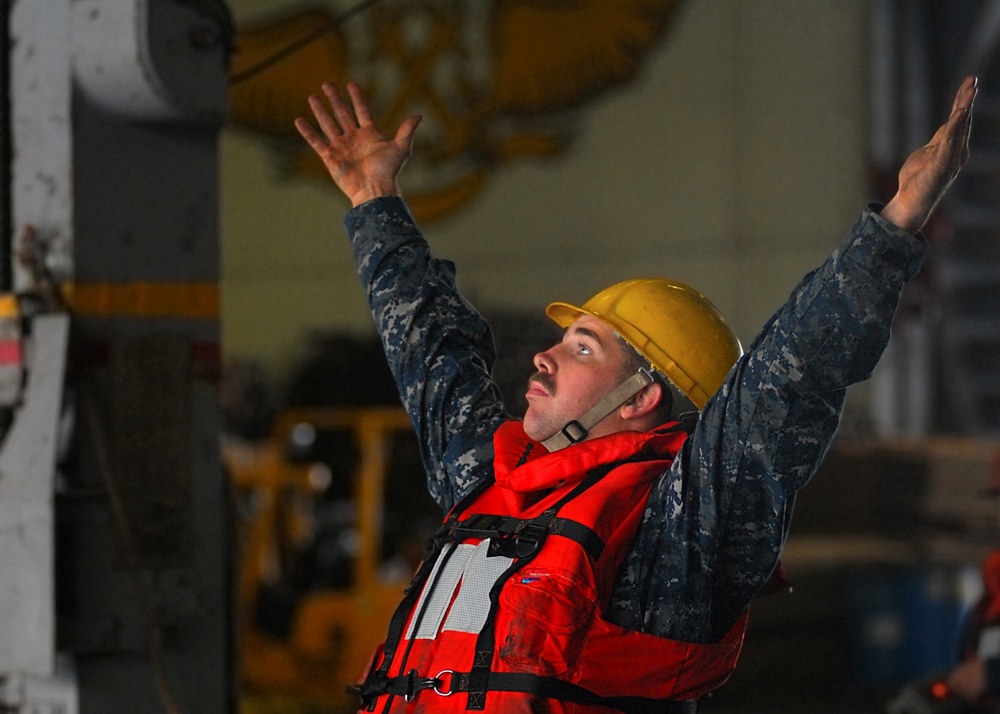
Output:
[0, 0, 11, 291]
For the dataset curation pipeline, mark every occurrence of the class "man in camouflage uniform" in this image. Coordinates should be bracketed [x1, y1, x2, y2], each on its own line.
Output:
[295, 77, 978, 711]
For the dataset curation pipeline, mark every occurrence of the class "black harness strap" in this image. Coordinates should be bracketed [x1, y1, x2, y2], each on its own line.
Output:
[450, 513, 605, 562]
[446, 671, 699, 714]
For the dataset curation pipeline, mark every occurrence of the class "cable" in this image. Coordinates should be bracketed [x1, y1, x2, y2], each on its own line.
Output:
[83, 391, 185, 714]
[230, 0, 379, 85]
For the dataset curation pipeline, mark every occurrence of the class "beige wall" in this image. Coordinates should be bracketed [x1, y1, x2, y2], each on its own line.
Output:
[221, 0, 870, 383]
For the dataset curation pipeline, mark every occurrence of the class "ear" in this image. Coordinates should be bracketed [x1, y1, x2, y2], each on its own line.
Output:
[619, 381, 664, 422]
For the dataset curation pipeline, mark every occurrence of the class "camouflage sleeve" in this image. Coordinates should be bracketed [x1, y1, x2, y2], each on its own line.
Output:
[611, 205, 928, 642]
[343, 197, 507, 512]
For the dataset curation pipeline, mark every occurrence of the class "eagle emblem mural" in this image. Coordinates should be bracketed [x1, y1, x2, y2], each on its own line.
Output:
[229, 0, 684, 222]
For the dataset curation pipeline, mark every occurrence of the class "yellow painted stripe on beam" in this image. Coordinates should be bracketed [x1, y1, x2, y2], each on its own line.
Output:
[64, 282, 218, 319]
[0, 294, 18, 317]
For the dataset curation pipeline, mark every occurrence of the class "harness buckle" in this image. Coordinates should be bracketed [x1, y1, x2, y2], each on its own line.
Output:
[403, 668, 442, 702]
[345, 670, 388, 710]
[515, 521, 549, 558]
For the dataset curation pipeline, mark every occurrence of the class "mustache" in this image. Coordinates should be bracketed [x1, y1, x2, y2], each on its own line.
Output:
[528, 372, 555, 396]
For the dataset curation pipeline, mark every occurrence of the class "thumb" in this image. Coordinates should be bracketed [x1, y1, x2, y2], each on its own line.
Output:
[394, 115, 422, 156]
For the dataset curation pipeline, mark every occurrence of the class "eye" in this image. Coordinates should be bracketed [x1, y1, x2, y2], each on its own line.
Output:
[577, 343, 593, 356]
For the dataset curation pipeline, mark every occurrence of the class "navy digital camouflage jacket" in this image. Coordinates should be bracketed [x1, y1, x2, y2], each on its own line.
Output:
[344, 196, 927, 644]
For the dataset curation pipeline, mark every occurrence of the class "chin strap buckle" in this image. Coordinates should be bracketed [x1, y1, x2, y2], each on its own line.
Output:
[559, 420, 587, 444]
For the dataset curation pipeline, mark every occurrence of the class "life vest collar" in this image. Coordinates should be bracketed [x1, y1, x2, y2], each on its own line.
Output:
[493, 419, 688, 494]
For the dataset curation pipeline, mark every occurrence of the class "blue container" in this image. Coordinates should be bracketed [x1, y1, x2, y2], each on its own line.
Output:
[850, 565, 979, 686]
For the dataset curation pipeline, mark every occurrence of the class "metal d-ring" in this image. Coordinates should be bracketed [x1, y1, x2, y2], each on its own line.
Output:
[434, 669, 455, 696]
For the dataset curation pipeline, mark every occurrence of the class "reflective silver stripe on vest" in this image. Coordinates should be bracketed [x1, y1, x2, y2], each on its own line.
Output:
[407, 541, 513, 639]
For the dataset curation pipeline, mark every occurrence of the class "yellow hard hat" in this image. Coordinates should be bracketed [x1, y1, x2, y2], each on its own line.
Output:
[546, 278, 743, 409]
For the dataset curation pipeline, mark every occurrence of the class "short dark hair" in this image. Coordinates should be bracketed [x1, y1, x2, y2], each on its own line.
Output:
[613, 335, 679, 424]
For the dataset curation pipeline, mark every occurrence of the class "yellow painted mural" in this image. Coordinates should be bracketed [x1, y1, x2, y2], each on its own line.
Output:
[229, 0, 684, 222]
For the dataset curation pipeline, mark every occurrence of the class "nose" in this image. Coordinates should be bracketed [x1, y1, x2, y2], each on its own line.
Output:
[533, 347, 556, 373]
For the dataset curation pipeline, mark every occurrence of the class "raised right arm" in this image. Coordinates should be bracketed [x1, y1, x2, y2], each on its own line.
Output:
[344, 197, 506, 511]
[297, 83, 506, 511]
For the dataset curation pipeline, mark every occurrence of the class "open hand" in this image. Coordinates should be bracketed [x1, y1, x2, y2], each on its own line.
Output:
[881, 75, 977, 234]
[946, 655, 987, 704]
[295, 83, 422, 207]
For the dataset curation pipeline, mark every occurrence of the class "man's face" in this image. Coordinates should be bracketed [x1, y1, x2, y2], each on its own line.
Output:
[523, 314, 631, 443]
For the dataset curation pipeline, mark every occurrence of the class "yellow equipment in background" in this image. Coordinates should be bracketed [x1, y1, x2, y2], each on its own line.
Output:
[226, 407, 439, 714]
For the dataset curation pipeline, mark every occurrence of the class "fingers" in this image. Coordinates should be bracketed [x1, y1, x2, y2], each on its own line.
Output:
[945, 75, 977, 144]
[953, 75, 978, 115]
[306, 88, 346, 141]
[294, 82, 370, 145]
[957, 75, 977, 155]
[294, 115, 326, 150]
[323, 82, 361, 133]
[293, 96, 337, 151]
[393, 115, 422, 155]
[295, 81, 423, 162]
[916, 75, 977, 175]
[946, 76, 977, 169]
[348, 83, 376, 127]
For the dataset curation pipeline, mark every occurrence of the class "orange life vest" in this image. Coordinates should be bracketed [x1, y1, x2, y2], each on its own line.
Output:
[351, 420, 747, 713]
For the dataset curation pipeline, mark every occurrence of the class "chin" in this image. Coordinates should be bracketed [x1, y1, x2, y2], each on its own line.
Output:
[521, 417, 543, 442]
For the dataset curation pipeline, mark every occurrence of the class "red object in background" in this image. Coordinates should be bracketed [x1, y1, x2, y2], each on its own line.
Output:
[931, 680, 952, 699]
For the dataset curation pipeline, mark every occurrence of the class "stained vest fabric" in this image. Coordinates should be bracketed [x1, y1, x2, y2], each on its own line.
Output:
[353, 420, 747, 713]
